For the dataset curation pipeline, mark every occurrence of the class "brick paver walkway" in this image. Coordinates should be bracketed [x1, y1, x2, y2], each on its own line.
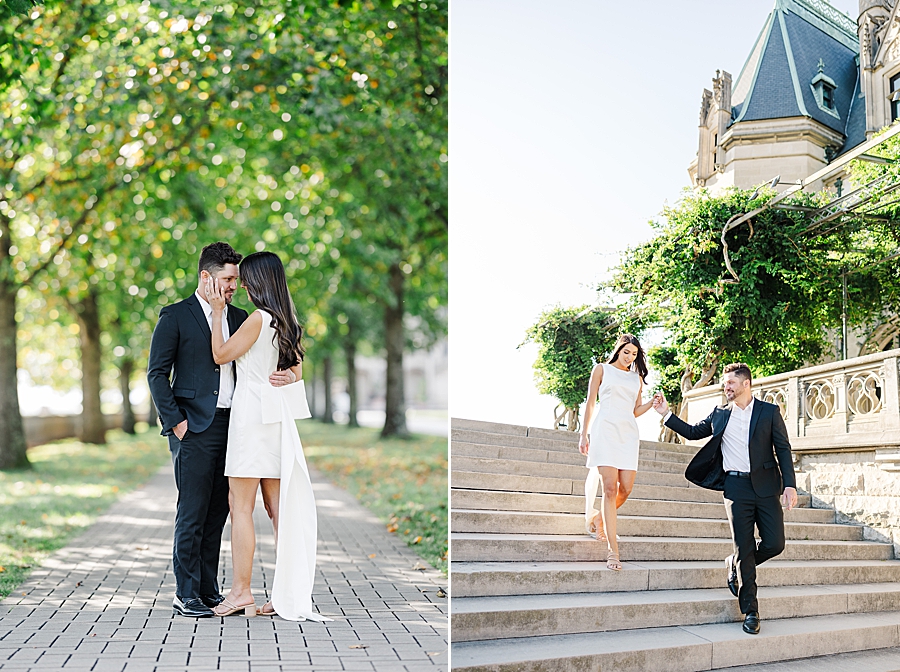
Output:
[0, 462, 447, 671]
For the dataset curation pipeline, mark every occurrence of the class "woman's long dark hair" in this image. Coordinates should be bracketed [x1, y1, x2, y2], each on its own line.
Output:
[607, 333, 648, 383]
[239, 251, 304, 369]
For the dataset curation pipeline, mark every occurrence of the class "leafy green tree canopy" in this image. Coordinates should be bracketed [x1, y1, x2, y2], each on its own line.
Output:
[521, 305, 631, 411]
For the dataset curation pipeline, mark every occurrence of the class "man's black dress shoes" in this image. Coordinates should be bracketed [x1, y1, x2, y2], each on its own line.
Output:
[743, 611, 760, 635]
[725, 554, 738, 598]
[200, 593, 225, 608]
[173, 596, 215, 618]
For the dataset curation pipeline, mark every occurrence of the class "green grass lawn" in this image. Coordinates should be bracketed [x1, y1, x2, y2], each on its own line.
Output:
[0, 429, 170, 599]
[300, 421, 448, 575]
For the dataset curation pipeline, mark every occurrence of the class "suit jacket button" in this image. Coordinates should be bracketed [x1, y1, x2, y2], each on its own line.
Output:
[215, 368, 219, 373]
[214, 391, 218, 395]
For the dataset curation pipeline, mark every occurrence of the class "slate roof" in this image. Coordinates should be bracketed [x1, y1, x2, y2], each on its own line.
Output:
[730, 0, 865, 155]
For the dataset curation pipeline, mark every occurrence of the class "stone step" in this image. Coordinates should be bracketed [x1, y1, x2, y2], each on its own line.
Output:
[451, 418, 530, 437]
[452, 440, 692, 468]
[451, 582, 900, 643]
[451, 455, 688, 483]
[451, 468, 690, 496]
[450, 489, 831, 523]
[449, 611, 900, 672]
[450, 533, 892, 563]
[452, 428, 579, 453]
[452, 416, 700, 449]
[450, 470, 813, 507]
[709, 646, 900, 671]
[450, 510, 860, 541]
[450, 559, 900, 598]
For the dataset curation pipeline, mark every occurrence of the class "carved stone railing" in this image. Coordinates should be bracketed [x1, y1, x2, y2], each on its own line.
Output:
[681, 348, 900, 453]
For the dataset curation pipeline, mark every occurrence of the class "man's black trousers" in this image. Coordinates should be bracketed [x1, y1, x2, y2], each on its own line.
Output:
[723, 472, 786, 614]
[168, 409, 230, 600]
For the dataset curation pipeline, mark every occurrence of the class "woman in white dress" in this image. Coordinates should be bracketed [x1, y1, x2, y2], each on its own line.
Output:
[206, 251, 329, 622]
[578, 334, 656, 570]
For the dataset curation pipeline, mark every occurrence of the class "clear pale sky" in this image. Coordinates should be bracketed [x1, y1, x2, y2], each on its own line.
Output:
[449, 0, 859, 437]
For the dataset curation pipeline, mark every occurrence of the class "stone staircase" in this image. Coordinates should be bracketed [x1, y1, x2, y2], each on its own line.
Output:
[450, 417, 900, 671]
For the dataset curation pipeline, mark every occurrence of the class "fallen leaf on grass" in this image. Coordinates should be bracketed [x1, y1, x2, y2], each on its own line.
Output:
[349, 644, 368, 649]
[436, 588, 447, 598]
[412, 536, 423, 544]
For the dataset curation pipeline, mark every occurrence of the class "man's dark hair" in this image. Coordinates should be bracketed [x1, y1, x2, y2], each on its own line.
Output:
[723, 362, 752, 382]
[198, 242, 242, 276]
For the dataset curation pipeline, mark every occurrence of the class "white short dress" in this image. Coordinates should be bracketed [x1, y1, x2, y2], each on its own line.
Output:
[226, 309, 282, 478]
[586, 363, 641, 471]
[225, 309, 330, 622]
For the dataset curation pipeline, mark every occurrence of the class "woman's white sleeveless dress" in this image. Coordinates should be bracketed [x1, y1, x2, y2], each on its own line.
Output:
[225, 309, 330, 622]
[586, 363, 642, 471]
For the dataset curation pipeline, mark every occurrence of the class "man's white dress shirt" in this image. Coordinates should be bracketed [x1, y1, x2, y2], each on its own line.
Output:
[195, 291, 234, 408]
[664, 397, 755, 472]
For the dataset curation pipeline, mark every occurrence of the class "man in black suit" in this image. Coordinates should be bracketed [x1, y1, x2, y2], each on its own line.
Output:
[653, 362, 797, 635]
[147, 242, 248, 618]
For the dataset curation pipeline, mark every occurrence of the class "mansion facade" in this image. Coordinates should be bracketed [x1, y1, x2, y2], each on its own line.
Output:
[691, 0, 900, 355]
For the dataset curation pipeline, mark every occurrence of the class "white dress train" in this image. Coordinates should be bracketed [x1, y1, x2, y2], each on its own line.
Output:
[226, 309, 331, 622]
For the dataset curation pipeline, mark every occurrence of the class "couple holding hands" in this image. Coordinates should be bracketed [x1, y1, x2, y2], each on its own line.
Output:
[148, 242, 330, 623]
[578, 334, 796, 635]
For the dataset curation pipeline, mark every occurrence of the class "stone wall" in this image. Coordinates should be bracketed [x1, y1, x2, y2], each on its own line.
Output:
[797, 450, 900, 557]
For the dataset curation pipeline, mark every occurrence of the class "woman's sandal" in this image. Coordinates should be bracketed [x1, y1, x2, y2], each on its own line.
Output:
[213, 598, 257, 618]
[590, 512, 608, 542]
[256, 602, 276, 617]
[606, 549, 622, 571]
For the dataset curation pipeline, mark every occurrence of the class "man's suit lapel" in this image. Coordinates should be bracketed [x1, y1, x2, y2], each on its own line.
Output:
[748, 398, 762, 442]
[186, 293, 212, 341]
[716, 404, 732, 436]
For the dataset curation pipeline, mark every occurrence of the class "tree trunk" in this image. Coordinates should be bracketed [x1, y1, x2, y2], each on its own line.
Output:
[308, 358, 319, 419]
[344, 337, 359, 428]
[382, 263, 409, 438]
[0, 254, 29, 468]
[119, 358, 135, 434]
[322, 355, 334, 424]
[75, 290, 106, 444]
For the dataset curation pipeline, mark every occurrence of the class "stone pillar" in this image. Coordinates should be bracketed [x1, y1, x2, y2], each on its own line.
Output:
[832, 372, 848, 438]
[882, 357, 900, 433]
[787, 376, 800, 441]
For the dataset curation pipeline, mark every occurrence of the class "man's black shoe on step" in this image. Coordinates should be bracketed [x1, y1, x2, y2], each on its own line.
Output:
[743, 611, 760, 635]
[173, 596, 215, 618]
[199, 593, 225, 609]
[725, 554, 738, 598]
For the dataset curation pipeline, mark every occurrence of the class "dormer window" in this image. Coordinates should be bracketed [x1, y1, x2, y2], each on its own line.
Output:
[811, 59, 839, 117]
[821, 83, 835, 109]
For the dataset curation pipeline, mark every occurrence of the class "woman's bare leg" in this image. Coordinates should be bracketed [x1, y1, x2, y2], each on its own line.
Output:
[260, 478, 281, 546]
[585, 467, 601, 534]
[257, 478, 281, 614]
[598, 466, 620, 559]
[616, 470, 636, 508]
[221, 477, 260, 606]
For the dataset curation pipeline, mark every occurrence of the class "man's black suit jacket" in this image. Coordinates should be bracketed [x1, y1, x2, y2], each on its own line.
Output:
[147, 293, 249, 437]
[664, 398, 796, 497]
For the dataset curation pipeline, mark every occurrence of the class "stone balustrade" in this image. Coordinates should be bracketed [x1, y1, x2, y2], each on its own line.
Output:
[682, 347, 900, 453]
